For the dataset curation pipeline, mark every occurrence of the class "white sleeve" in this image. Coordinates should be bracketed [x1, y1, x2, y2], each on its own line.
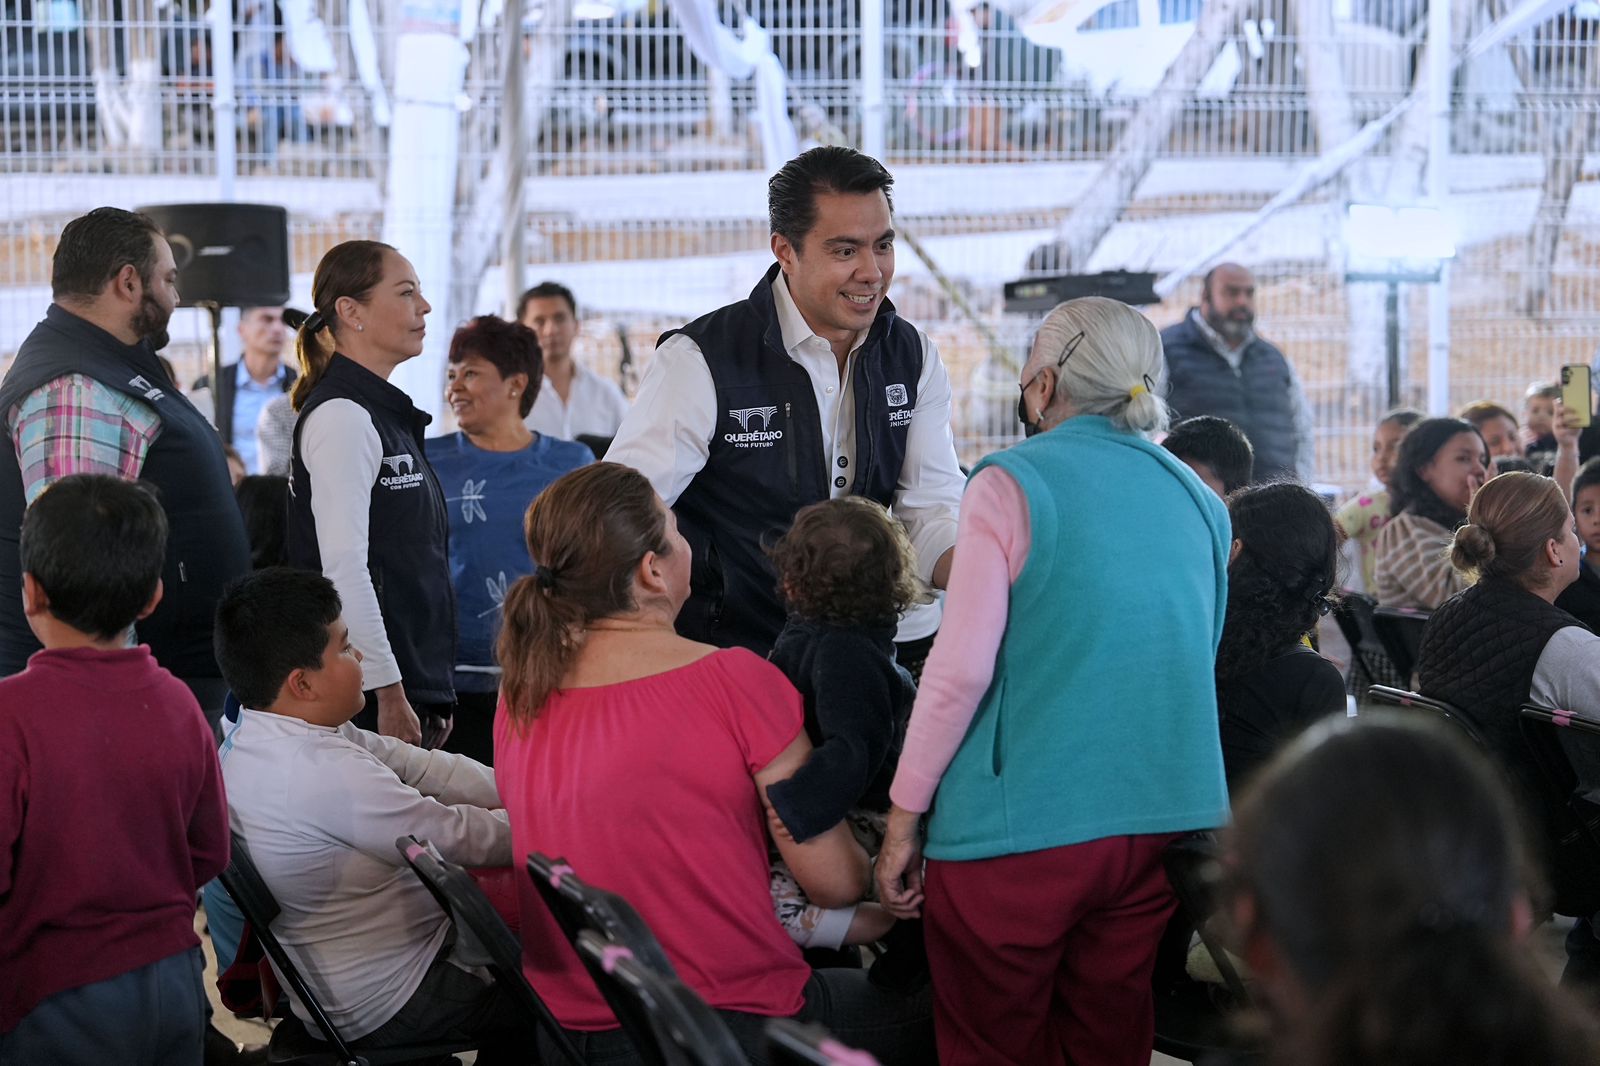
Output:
[300, 400, 402, 690]
[305, 737, 510, 868]
[1529, 626, 1600, 801]
[338, 723, 501, 808]
[603, 333, 716, 506]
[892, 331, 965, 580]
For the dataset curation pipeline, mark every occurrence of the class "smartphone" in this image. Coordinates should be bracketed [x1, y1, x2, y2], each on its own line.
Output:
[1562, 364, 1593, 428]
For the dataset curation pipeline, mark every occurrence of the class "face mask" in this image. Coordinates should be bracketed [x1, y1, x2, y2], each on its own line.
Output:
[1016, 390, 1041, 438]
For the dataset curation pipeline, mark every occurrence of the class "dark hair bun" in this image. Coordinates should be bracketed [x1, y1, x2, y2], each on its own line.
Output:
[1450, 522, 1498, 573]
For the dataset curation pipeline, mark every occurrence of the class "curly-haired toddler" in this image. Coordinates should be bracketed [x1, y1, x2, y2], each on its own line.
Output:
[763, 497, 927, 957]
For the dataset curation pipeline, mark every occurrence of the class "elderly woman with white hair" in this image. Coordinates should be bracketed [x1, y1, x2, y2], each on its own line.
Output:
[876, 297, 1233, 1066]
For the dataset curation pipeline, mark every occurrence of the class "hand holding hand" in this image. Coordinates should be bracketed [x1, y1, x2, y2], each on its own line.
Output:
[875, 806, 926, 919]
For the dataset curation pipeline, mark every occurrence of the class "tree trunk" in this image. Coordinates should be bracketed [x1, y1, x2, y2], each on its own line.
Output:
[1382, 0, 1475, 206]
[1037, 0, 1253, 272]
[1520, 33, 1596, 314]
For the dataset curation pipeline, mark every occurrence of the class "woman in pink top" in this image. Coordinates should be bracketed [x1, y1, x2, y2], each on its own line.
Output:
[493, 462, 934, 1065]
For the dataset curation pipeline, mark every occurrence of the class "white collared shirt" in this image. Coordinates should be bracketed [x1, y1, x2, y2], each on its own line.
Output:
[606, 273, 962, 639]
[524, 362, 630, 441]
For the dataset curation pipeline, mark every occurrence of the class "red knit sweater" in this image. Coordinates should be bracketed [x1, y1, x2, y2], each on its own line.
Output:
[0, 645, 229, 1031]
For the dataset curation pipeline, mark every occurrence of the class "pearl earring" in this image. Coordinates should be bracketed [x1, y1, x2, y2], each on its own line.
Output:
[356, 324, 364, 332]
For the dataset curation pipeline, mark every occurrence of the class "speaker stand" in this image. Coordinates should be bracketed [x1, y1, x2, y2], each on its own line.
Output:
[200, 301, 233, 445]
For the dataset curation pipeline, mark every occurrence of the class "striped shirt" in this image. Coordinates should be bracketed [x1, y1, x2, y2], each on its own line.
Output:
[6, 374, 163, 504]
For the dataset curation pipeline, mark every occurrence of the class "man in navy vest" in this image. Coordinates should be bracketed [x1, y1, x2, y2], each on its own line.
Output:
[190, 306, 298, 472]
[607, 147, 965, 654]
[1159, 262, 1314, 484]
[0, 208, 251, 728]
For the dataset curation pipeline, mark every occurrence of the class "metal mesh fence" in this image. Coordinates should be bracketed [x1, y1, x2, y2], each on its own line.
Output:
[2, 0, 1597, 495]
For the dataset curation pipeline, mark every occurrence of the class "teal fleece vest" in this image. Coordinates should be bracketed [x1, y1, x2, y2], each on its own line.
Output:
[925, 416, 1233, 862]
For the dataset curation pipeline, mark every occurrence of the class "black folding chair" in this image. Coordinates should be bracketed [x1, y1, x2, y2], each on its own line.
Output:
[395, 837, 584, 1065]
[765, 1018, 881, 1066]
[1371, 606, 1430, 683]
[573, 929, 747, 1066]
[527, 853, 689, 1066]
[1332, 591, 1402, 698]
[526, 852, 678, 976]
[1518, 707, 1600, 918]
[1152, 834, 1259, 1063]
[217, 833, 476, 1066]
[1364, 686, 1488, 749]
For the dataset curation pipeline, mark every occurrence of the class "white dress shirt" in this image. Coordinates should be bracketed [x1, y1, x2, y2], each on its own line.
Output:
[606, 273, 963, 640]
[524, 362, 630, 441]
[218, 710, 510, 1040]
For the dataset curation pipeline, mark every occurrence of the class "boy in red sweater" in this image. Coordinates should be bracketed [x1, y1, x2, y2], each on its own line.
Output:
[0, 474, 229, 1065]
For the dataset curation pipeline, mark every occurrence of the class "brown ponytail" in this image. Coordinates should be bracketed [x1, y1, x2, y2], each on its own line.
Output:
[496, 462, 672, 726]
[290, 240, 395, 411]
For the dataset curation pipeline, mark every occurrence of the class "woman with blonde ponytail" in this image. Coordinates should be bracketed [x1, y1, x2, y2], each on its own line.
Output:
[876, 296, 1233, 1066]
[1416, 471, 1600, 989]
[493, 462, 934, 1065]
[284, 240, 456, 749]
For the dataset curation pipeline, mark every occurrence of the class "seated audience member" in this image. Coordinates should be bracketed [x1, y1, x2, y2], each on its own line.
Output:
[1229, 714, 1600, 1066]
[1162, 414, 1254, 497]
[425, 316, 592, 765]
[1415, 471, 1600, 990]
[1216, 483, 1346, 791]
[0, 475, 227, 1065]
[1555, 457, 1600, 630]
[1460, 400, 1522, 467]
[515, 282, 629, 442]
[1333, 408, 1421, 592]
[212, 568, 526, 1059]
[235, 474, 289, 570]
[493, 462, 933, 1065]
[763, 498, 925, 961]
[1372, 417, 1487, 610]
[1524, 382, 1560, 471]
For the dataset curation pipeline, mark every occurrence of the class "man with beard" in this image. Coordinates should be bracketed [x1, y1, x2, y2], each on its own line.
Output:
[0, 207, 251, 729]
[1160, 262, 1313, 483]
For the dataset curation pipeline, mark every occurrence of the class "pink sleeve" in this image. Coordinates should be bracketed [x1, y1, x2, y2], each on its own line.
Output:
[889, 466, 1031, 813]
[717, 650, 806, 773]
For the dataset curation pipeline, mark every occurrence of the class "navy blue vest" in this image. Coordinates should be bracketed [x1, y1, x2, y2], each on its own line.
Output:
[1161, 314, 1299, 482]
[286, 355, 457, 705]
[0, 305, 251, 678]
[663, 264, 925, 653]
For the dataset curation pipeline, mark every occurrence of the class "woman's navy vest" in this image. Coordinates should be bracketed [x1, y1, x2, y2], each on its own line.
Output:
[286, 355, 457, 706]
[0, 305, 251, 678]
[663, 264, 924, 653]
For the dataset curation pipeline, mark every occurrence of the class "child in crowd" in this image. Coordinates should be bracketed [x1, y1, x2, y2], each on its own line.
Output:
[0, 475, 228, 1065]
[1556, 458, 1600, 631]
[1216, 483, 1347, 791]
[212, 568, 526, 1058]
[1524, 382, 1561, 473]
[1334, 408, 1423, 592]
[1162, 415, 1254, 496]
[763, 498, 926, 963]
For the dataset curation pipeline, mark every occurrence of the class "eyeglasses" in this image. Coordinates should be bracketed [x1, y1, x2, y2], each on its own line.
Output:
[1016, 330, 1086, 431]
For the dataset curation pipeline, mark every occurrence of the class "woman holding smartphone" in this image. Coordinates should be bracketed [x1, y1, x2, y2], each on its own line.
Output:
[286, 240, 456, 746]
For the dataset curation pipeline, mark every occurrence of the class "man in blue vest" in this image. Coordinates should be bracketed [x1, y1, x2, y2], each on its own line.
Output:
[190, 306, 298, 472]
[607, 147, 964, 654]
[1160, 262, 1314, 483]
[0, 208, 251, 726]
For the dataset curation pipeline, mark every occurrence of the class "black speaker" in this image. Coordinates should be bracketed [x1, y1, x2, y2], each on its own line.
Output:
[136, 202, 291, 308]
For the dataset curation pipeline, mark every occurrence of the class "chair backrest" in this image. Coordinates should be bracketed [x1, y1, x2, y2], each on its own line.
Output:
[1371, 605, 1430, 682]
[217, 832, 360, 1062]
[1160, 834, 1251, 1007]
[574, 930, 748, 1066]
[1518, 707, 1600, 918]
[765, 1019, 882, 1066]
[1332, 591, 1400, 697]
[525, 852, 679, 976]
[396, 837, 584, 1066]
[1364, 686, 1488, 749]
